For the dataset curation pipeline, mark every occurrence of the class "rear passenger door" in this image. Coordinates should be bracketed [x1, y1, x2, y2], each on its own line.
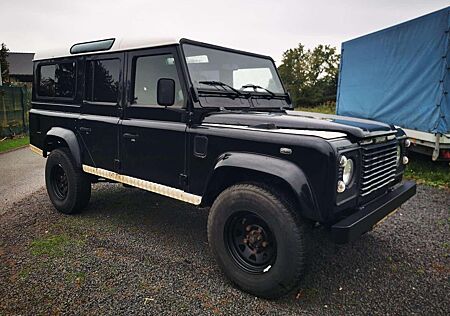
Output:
[120, 47, 187, 189]
[79, 53, 124, 171]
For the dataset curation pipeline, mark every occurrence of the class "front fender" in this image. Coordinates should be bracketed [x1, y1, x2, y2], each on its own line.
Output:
[45, 127, 82, 167]
[208, 152, 321, 221]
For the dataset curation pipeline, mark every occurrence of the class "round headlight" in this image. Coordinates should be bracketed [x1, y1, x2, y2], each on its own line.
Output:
[342, 159, 354, 185]
[396, 145, 401, 166]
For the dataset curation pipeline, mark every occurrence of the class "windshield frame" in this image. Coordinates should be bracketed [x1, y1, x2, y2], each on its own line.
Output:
[179, 39, 291, 109]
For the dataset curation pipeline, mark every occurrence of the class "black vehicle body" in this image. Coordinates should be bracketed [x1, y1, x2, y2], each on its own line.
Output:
[29, 38, 416, 245]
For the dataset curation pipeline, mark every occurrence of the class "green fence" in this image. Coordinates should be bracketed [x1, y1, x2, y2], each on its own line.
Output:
[0, 86, 32, 137]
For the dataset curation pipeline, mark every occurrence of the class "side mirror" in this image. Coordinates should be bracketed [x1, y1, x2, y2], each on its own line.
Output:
[157, 78, 175, 107]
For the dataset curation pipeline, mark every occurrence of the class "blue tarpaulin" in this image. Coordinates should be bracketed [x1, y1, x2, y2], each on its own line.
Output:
[337, 7, 450, 135]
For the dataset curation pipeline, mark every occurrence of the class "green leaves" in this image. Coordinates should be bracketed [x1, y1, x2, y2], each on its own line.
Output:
[0, 43, 9, 84]
[278, 43, 340, 107]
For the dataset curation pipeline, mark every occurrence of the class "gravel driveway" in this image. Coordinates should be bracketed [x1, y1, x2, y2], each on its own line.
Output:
[0, 183, 448, 315]
[0, 147, 45, 214]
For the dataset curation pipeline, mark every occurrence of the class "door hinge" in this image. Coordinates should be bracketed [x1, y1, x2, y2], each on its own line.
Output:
[179, 173, 188, 187]
[114, 159, 121, 172]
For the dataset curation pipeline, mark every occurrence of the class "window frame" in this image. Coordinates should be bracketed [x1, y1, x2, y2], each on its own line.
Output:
[35, 59, 77, 102]
[83, 53, 123, 107]
[128, 47, 187, 109]
[179, 39, 291, 109]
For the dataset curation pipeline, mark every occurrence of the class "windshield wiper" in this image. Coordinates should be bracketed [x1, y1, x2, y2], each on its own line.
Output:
[240, 84, 276, 96]
[198, 81, 246, 97]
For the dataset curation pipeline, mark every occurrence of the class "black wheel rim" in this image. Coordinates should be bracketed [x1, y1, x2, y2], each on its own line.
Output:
[225, 211, 277, 274]
[51, 164, 68, 200]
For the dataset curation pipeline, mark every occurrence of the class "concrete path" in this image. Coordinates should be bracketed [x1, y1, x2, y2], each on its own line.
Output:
[0, 147, 46, 214]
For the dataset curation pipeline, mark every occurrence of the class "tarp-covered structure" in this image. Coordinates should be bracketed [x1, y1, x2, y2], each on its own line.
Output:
[337, 7, 450, 135]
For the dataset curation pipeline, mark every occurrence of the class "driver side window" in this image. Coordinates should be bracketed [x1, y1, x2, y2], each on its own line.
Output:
[132, 54, 184, 107]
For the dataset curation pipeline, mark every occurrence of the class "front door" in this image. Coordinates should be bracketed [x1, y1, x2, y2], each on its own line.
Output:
[79, 53, 124, 171]
[120, 47, 188, 189]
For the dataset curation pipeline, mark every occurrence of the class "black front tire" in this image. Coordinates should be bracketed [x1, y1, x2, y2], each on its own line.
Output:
[45, 148, 91, 214]
[207, 183, 307, 299]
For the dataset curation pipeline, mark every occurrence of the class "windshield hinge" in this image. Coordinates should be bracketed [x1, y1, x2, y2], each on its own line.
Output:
[190, 86, 199, 103]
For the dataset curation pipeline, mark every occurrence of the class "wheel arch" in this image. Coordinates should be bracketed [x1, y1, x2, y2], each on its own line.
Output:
[44, 127, 82, 168]
[201, 152, 320, 221]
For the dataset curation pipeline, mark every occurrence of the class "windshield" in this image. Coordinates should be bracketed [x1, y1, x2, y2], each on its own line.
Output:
[182, 44, 285, 96]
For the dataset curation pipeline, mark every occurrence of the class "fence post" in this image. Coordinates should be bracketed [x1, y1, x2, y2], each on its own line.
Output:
[1, 89, 7, 136]
[20, 87, 26, 133]
[11, 87, 16, 134]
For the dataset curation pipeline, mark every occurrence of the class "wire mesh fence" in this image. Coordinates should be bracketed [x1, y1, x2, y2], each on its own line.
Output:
[0, 86, 31, 137]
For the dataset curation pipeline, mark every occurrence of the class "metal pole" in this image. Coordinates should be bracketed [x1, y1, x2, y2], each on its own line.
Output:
[20, 87, 26, 133]
[1, 89, 7, 136]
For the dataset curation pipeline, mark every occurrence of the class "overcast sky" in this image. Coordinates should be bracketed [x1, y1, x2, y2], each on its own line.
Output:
[1, 0, 448, 62]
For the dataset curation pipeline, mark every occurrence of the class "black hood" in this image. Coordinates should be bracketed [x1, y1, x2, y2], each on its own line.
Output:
[202, 110, 396, 139]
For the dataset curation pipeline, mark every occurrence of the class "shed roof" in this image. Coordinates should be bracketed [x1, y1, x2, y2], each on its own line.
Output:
[6, 52, 35, 75]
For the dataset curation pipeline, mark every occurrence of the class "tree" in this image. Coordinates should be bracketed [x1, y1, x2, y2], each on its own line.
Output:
[278, 43, 340, 107]
[0, 43, 10, 84]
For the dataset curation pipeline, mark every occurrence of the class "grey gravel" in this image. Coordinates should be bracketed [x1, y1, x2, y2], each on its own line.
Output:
[0, 184, 448, 315]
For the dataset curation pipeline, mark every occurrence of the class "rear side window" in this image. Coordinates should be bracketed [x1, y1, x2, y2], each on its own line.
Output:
[38, 62, 75, 98]
[85, 59, 120, 103]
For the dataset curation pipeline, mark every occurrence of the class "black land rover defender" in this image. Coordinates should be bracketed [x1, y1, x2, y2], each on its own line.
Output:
[29, 38, 416, 298]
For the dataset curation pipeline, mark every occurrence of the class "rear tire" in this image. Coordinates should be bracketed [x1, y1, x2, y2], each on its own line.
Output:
[207, 183, 307, 298]
[45, 148, 91, 214]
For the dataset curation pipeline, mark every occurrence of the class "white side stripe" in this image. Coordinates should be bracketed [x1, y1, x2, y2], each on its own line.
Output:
[202, 123, 347, 139]
[30, 144, 44, 156]
[82, 165, 202, 205]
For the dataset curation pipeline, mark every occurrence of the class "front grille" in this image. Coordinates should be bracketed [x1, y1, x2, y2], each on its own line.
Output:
[360, 141, 398, 196]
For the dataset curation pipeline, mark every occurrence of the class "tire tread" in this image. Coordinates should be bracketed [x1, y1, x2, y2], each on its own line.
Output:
[45, 147, 91, 214]
[207, 182, 307, 298]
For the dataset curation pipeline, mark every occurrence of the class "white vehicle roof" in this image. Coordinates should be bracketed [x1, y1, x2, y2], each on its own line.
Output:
[33, 37, 182, 61]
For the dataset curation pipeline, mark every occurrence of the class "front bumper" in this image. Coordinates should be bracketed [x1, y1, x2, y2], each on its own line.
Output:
[331, 181, 416, 243]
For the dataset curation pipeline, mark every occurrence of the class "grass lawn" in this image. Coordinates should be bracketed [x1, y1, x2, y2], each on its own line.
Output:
[404, 154, 449, 188]
[296, 102, 336, 114]
[296, 104, 449, 189]
[0, 135, 30, 153]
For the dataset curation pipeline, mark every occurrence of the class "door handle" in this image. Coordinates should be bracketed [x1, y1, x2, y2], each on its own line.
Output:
[123, 133, 139, 140]
[79, 127, 91, 133]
